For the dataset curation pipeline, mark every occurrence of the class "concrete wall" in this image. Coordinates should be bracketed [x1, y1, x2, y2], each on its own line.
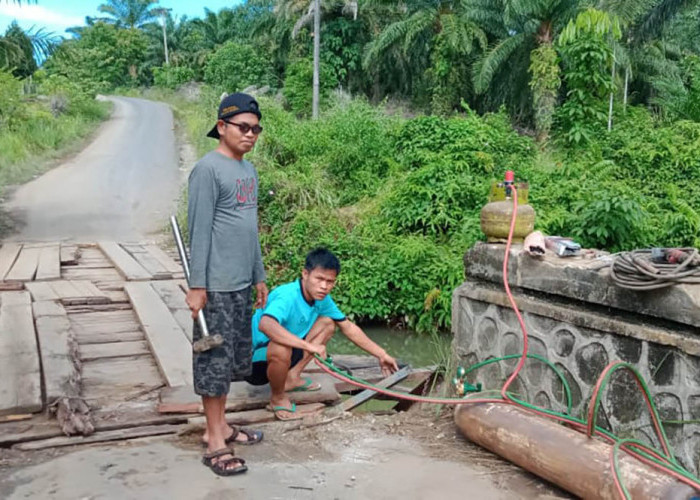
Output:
[453, 244, 700, 474]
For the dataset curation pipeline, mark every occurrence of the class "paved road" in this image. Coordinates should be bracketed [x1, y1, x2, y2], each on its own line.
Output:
[6, 96, 182, 242]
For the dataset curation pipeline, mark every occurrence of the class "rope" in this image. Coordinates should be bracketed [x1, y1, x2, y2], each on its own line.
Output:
[610, 248, 700, 290]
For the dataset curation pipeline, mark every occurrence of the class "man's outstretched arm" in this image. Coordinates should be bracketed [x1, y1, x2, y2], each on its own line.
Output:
[336, 320, 399, 375]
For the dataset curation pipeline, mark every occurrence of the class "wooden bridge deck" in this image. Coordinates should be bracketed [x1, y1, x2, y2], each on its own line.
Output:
[0, 241, 431, 451]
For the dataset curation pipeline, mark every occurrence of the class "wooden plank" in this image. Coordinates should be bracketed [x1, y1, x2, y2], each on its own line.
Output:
[151, 280, 192, 340]
[0, 292, 42, 414]
[98, 241, 151, 281]
[0, 282, 24, 291]
[48, 280, 83, 300]
[125, 282, 192, 387]
[80, 341, 150, 361]
[70, 309, 136, 323]
[73, 329, 144, 345]
[4, 246, 41, 282]
[340, 366, 410, 411]
[35, 244, 61, 281]
[187, 403, 327, 427]
[144, 244, 182, 275]
[121, 244, 171, 280]
[0, 243, 22, 281]
[82, 357, 163, 406]
[32, 300, 66, 317]
[59, 244, 79, 265]
[35, 314, 78, 404]
[61, 267, 123, 282]
[25, 281, 59, 301]
[159, 374, 340, 414]
[70, 280, 110, 305]
[0, 415, 63, 446]
[64, 302, 132, 314]
[304, 354, 380, 373]
[13, 424, 181, 451]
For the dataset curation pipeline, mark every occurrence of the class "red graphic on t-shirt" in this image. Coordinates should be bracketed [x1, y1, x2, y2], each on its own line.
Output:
[235, 177, 257, 208]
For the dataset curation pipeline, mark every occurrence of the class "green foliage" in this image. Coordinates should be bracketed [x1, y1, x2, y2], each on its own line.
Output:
[556, 20, 616, 145]
[0, 69, 110, 189]
[0, 68, 22, 126]
[203, 41, 274, 92]
[282, 58, 337, 116]
[571, 187, 645, 251]
[152, 65, 195, 89]
[529, 44, 561, 142]
[2, 21, 36, 78]
[43, 22, 149, 92]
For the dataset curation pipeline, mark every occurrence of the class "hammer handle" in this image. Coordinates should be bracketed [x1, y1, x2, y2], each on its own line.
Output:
[170, 215, 211, 338]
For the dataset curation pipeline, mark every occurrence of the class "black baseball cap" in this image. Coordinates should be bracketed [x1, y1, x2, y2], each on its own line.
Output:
[207, 92, 262, 139]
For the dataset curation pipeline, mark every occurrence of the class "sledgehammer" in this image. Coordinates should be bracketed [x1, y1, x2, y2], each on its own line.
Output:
[170, 215, 224, 353]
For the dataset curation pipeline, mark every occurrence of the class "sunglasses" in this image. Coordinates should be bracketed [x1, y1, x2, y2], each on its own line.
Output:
[223, 120, 263, 135]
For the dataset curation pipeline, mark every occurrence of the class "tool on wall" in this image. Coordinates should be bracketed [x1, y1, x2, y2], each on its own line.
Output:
[170, 215, 224, 352]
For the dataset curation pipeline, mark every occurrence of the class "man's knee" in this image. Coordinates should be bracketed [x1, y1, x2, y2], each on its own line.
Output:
[267, 342, 292, 365]
[318, 316, 335, 333]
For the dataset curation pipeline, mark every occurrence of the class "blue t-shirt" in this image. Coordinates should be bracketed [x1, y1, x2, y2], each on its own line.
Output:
[251, 279, 345, 362]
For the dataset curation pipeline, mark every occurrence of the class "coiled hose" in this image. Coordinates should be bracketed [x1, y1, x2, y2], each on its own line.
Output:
[610, 248, 700, 290]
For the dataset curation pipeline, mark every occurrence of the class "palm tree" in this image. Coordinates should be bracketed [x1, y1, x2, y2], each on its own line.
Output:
[363, 0, 487, 115]
[600, 0, 700, 110]
[192, 8, 241, 48]
[92, 0, 159, 29]
[276, 0, 358, 118]
[469, 0, 582, 137]
[1, 22, 58, 77]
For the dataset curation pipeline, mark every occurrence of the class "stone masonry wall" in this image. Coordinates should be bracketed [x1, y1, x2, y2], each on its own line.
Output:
[453, 245, 700, 474]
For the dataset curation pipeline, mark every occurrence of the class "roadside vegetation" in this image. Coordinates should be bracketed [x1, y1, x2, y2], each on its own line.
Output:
[2, 0, 700, 332]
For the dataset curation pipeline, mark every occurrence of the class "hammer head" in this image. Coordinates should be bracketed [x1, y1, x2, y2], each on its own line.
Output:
[192, 334, 224, 353]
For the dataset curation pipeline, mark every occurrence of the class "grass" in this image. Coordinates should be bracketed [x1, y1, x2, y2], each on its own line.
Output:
[0, 100, 112, 191]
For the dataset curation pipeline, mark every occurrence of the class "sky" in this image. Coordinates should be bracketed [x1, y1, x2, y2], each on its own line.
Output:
[0, 1, 243, 37]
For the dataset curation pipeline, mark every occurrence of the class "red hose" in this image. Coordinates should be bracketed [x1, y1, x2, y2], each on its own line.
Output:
[312, 182, 700, 496]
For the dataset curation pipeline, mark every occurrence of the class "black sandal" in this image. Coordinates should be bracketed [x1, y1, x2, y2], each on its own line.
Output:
[202, 448, 247, 476]
[232, 427, 263, 445]
[201, 426, 264, 447]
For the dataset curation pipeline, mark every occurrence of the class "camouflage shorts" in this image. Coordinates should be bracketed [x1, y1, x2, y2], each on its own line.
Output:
[192, 288, 253, 397]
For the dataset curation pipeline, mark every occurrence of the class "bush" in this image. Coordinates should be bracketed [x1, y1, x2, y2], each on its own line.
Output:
[204, 42, 274, 92]
[282, 58, 337, 116]
[0, 69, 23, 127]
[153, 65, 196, 89]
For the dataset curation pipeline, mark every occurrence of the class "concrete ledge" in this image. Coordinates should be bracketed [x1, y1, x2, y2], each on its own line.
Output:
[454, 281, 700, 357]
[464, 242, 700, 328]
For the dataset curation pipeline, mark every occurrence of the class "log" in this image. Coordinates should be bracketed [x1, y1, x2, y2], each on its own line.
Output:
[454, 403, 697, 500]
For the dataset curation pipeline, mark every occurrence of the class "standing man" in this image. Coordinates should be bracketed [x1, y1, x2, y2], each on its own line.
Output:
[187, 93, 269, 476]
[245, 248, 399, 421]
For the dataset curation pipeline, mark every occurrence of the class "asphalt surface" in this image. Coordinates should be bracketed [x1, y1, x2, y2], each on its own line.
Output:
[6, 96, 182, 242]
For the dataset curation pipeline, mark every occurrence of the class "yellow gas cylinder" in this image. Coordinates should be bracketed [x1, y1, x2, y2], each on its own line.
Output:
[480, 171, 535, 243]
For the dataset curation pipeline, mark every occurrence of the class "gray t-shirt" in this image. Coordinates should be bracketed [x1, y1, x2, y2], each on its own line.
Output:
[187, 151, 265, 291]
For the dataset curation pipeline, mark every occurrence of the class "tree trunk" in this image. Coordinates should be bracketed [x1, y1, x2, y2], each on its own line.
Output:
[608, 62, 615, 132]
[312, 0, 321, 120]
[623, 67, 629, 112]
[162, 18, 169, 65]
